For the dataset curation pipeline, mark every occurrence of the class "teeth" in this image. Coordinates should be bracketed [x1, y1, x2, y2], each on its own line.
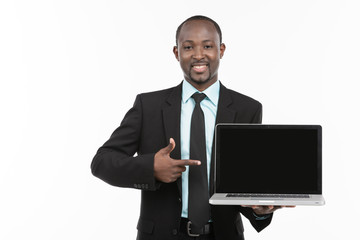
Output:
[193, 65, 207, 69]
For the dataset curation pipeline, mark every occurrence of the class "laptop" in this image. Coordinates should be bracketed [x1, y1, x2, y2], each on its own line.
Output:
[209, 124, 325, 206]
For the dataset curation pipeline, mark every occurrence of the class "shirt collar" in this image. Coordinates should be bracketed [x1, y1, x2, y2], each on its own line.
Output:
[182, 80, 220, 107]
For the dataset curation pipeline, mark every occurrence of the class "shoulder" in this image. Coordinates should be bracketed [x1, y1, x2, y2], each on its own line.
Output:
[134, 83, 181, 107]
[220, 84, 263, 123]
[139, 86, 177, 100]
[221, 84, 262, 109]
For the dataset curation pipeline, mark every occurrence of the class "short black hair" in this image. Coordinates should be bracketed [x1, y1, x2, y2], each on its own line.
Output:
[175, 15, 222, 46]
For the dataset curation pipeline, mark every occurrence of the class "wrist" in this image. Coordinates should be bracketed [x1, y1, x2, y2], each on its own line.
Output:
[253, 211, 271, 220]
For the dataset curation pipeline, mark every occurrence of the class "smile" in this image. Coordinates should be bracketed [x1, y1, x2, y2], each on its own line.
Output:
[192, 64, 208, 73]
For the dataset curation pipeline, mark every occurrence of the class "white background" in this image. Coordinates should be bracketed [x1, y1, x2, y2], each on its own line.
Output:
[1, 0, 359, 239]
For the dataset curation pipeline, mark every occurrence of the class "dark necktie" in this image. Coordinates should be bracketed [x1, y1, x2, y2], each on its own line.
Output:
[188, 92, 210, 231]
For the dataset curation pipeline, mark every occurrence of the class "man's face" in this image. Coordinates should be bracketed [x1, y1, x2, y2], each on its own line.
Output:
[173, 20, 226, 91]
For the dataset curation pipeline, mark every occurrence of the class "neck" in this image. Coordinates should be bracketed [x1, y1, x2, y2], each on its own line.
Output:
[186, 78, 217, 92]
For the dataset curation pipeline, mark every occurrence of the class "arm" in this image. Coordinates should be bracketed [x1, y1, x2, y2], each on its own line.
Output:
[239, 102, 274, 231]
[241, 103, 295, 230]
[91, 95, 199, 190]
[239, 206, 273, 232]
[91, 95, 158, 190]
[251, 102, 262, 124]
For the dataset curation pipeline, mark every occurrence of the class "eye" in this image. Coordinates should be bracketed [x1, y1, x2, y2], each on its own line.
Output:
[204, 45, 213, 49]
[184, 46, 192, 50]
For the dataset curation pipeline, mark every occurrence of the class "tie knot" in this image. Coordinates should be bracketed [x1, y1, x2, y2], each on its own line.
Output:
[192, 92, 206, 104]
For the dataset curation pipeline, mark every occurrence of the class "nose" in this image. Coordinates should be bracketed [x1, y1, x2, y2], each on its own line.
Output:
[193, 46, 204, 60]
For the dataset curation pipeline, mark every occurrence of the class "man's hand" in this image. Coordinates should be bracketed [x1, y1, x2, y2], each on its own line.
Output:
[242, 205, 295, 215]
[154, 138, 201, 183]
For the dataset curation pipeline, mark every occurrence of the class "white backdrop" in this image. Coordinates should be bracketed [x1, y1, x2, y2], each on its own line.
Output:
[1, 0, 359, 239]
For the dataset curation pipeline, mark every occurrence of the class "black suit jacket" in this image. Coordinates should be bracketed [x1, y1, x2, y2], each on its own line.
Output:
[91, 82, 272, 240]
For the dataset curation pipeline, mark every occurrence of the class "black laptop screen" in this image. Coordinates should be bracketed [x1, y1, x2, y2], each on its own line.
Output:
[215, 125, 322, 194]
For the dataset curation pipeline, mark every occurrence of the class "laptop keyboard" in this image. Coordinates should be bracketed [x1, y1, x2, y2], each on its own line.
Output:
[226, 193, 310, 198]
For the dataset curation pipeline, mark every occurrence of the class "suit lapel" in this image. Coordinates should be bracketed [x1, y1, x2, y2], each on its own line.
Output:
[215, 83, 237, 124]
[162, 83, 183, 196]
[210, 83, 237, 195]
[162, 82, 237, 197]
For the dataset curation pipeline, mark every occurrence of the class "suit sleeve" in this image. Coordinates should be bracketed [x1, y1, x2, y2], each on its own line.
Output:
[251, 101, 262, 124]
[90, 95, 158, 191]
[239, 205, 273, 232]
[240, 102, 274, 232]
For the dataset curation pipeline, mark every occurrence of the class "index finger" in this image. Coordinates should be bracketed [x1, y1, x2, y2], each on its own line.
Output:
[175, 159, 201, 166]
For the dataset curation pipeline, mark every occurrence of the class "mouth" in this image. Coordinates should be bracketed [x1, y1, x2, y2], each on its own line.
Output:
[191, 63, 209, 73]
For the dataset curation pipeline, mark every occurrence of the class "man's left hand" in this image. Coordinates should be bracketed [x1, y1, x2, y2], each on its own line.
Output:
[242, 205, 295, 215]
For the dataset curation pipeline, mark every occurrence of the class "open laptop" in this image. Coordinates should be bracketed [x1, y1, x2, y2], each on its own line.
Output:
[209, 124, 325, 206]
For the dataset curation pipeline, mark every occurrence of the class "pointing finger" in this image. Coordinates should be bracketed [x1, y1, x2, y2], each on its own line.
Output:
[175, 159, 201, 166]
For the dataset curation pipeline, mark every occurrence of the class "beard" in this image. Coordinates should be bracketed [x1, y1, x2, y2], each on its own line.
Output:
[188, 67, 213, 86]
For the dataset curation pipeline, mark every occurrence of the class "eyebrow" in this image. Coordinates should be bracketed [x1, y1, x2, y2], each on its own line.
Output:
[182, 40, 214, 44]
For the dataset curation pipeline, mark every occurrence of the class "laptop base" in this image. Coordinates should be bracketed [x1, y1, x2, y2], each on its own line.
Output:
[209, 193, 325, 206]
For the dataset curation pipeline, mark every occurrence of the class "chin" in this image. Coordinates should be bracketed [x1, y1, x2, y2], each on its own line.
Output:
[189, 74, 212, 86]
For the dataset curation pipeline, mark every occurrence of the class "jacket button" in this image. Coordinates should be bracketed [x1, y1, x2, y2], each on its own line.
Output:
[172, 229, 178, 235]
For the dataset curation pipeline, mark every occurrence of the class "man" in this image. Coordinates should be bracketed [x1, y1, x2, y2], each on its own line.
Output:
[91, 15, 284, 240]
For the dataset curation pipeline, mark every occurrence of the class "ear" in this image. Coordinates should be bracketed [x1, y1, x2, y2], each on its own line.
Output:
[173, 46, 180, 61]
[220, 43, 226, 59]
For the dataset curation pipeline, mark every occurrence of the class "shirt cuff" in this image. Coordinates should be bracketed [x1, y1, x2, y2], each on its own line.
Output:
[253, 212, 272, 220]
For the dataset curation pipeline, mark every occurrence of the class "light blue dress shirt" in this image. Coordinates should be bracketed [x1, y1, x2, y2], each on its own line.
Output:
[180, 80, 220, 218]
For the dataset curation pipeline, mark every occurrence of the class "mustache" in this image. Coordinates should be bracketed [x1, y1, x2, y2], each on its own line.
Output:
[191, 61, 209, 66]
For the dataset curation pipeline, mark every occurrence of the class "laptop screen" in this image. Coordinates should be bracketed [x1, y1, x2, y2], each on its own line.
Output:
[215, 124, 322, 194]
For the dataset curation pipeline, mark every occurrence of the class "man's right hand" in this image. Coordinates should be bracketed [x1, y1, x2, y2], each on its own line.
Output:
[154, 138, 200, 183]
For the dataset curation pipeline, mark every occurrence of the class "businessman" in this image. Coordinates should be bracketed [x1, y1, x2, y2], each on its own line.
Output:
[91, 15, 285, 240]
